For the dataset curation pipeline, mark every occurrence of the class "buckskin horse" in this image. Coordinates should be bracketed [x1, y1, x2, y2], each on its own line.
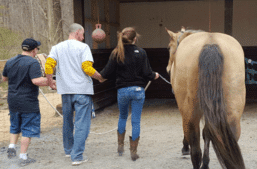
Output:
[166, 27, 245, 169]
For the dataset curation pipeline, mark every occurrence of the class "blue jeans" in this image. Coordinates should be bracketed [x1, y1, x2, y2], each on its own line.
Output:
[117, 86, 145, 141]
[62, 94, 92, 162]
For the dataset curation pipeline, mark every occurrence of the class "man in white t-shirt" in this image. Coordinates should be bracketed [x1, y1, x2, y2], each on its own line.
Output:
[45, 23, 104, 166]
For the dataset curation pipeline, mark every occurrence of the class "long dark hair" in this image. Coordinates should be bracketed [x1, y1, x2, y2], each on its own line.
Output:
[111, 27, 137, 63]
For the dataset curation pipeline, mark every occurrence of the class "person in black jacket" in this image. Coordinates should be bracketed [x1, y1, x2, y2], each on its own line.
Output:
[100, 27, 159, 161]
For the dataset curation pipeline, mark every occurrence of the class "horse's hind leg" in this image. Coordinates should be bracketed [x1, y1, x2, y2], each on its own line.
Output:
[182, 136, 190, 155]
[201, 125, 210, 169]
[181, 109, 202, 168]
[181, 118, 190, 155]
[189, 122, 202, 169]
[227, 116, 241, 141]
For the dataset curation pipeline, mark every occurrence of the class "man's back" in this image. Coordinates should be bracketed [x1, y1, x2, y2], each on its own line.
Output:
[3, 54, 41, 113]
[48, 40, 94, 95]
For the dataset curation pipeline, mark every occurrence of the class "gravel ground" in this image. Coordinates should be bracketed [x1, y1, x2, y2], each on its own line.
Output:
[0, 99, 257, 169]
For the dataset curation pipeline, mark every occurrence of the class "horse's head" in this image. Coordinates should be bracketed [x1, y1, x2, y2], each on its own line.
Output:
[166, 26, 196, 55]
[165, 27, 185, 74]
[165, 27, 203, 73]
[166, 27, 179, 56]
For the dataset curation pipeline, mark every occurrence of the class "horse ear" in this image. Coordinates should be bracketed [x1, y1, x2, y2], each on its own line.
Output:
[165, 27, 175, 40]
[181, 26, 185, 32]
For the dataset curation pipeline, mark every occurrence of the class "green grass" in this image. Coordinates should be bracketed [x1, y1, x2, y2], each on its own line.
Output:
[0, 27, 50, 60]
[0, 27, 23, 60]
[0, 81, 8, 91]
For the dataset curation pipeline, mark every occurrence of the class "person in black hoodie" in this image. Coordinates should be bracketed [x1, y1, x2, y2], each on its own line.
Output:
[100, 27, 159, 161]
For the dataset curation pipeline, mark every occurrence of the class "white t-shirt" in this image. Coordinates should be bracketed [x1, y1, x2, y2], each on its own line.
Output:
[48, 40, 94, 95]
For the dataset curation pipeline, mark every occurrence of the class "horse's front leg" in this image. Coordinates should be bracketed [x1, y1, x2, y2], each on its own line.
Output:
[201, 125, 210, 169]
[182, 136, 190, 155]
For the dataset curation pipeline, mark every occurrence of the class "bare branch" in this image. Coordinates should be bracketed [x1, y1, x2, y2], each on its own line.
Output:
[34, 1, 48, 20]
[38, 32, 48, 39]
[53, 19, 63, 39]
[53, 2, 60, 6]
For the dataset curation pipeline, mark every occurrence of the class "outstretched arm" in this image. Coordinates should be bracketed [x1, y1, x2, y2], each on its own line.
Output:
[82, 61, 106, 82]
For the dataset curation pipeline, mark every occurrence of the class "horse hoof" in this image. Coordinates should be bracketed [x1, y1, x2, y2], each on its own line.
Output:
[182, 148, 190, 156]
[200, 166, 209, 169]
[182, 151, 190, 156]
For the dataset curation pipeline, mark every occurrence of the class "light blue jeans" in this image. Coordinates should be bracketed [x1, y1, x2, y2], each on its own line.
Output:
[117, 86, 145, 141]
[62, 94, 92, 162]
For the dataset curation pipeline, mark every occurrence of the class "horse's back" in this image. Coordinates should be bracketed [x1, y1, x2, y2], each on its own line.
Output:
[173, 32, 245, 121]
[212, 33, 246, 119]
[176, 32, 244, 75]
[171, 31, 246, 169]
[173, 32, 211, 110]
[212, 34, 245, 140]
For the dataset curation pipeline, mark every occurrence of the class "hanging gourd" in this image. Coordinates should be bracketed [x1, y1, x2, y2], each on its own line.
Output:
[92, 0, 106, 43]
[92, 24, 106, 43]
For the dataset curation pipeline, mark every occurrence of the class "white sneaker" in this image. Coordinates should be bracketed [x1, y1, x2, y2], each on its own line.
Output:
[18, 156, 36, 167]
[72, 158, 88, 166]
[65, 154, 71, 158]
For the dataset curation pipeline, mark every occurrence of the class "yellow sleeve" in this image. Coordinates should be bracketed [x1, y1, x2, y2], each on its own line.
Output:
[45, 57, 57, 75]
[82, 61, 96, 76]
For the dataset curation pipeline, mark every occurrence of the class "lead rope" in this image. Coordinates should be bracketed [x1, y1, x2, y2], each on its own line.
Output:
[90, 81, 152, 135]
[90, 74, 172, 135]
[40, 74, 172, 135]
[159, 74, 171, 85]
[39, 88, 63, 118]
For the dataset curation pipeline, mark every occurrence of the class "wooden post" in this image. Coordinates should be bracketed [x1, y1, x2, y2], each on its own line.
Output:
[47, 0, 52, 51]
[105, 0, 111, 48]
[30, 0, 36, 38]
[91, 0, 98, 49]
[224, 0, 233, 35]
[116, 0, 120, 30]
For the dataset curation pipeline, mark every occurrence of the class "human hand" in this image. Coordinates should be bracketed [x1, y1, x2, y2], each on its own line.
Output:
[99, 78, 107, 83]
[49, 80, 57, 90]
[155, 72, 159, 80]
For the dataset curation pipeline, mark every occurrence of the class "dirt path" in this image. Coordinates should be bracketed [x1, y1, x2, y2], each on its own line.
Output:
[0, 91, 62, 143]
[0, 99, 257, 169]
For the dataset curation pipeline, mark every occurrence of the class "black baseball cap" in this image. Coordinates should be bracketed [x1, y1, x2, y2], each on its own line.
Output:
[21, 38, 41, 51]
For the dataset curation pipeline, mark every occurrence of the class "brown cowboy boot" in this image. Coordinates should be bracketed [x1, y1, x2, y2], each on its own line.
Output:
[129, 136, 140, 161]
[117, 130, 126, 156]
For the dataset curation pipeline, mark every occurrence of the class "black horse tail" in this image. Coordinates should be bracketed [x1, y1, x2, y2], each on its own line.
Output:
[198, 44, 245, 169]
